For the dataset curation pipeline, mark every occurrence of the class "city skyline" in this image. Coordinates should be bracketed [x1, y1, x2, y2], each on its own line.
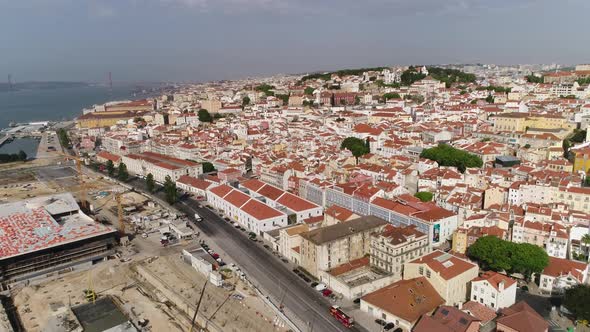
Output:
[1, 0, 589, 82]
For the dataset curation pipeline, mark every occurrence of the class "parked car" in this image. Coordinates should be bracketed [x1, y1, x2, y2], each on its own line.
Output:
[375, 319, 386, 326]
[315, 283, 327, 291]
[383, 322, 395, 330]
[322, 289, 333, 297]
[310, 282, 319, 288]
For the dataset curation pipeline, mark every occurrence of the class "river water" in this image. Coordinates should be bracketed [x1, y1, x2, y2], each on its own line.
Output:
[0, 84, 152, 128]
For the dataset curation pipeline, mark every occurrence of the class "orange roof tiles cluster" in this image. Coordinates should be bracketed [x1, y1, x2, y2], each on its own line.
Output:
[361, 277, 444, 324]
[409, 250, 478, 281]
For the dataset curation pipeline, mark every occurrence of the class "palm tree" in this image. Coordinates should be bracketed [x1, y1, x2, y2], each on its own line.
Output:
[582, 234, 590, 260]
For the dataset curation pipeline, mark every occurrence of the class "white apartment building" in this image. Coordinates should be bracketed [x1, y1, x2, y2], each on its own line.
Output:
[207, 184, 288, 235]
[240, 179, 323, 223]
[511, 220, 568, 259]
[540, 257, 588, 294]
[471, 271, 517, 311]
[122, 151, 203, 183]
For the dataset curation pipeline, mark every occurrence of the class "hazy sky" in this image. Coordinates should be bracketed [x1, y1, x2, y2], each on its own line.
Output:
[1, 0, 588, 82]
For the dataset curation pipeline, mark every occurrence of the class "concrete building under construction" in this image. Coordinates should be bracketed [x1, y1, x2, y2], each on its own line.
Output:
[0, 193, 117, 290]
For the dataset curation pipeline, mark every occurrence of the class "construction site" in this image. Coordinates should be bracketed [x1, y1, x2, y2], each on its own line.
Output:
[0, 155, 290, 332]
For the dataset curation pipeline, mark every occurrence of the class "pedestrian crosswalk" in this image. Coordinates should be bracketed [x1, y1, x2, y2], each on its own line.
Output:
[273, 316, 286, 328]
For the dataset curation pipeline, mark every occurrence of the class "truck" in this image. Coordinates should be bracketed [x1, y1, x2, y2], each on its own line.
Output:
[329, 306, 354, 328]
[194, 213, 203, 221]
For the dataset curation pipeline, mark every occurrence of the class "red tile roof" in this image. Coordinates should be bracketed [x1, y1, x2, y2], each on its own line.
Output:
[472, 271, 516, 291]
[496, 301, 548, 332]
[325, 205, 355, 222]
[328, 256, 370, 277]
[409, 250, 477, 280]
[257, 184, 285, 201]
[97, 151, 121, 162]
[176, 175, 212, 191]
[542, 256, 587, 282]
[224, 190, 251, 208]
[276, 192, 318, 212]
[240, 199, 284, 221]
[208, 184, 233, 198]
[362, 277, 444, 324]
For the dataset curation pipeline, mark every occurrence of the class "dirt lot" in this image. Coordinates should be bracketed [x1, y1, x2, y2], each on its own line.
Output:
[14, 260, 189, 332]
[12, 253, 288, 332]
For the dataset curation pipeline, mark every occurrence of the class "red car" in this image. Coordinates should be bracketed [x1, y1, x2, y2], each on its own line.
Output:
[211, 253, 220, 259]
[322, 289, 333, 297]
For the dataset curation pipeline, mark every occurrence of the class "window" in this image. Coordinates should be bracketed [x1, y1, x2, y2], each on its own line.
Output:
[419, 267, 424, 275]
[426, 270, 431, 278]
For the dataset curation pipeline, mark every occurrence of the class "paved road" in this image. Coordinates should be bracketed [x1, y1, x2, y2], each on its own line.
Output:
[127, 178, 366, 332]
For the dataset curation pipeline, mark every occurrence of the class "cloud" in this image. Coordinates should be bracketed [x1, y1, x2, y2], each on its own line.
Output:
[153, 0, 535, 16]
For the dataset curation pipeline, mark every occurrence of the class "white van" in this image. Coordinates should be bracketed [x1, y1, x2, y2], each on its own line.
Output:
[194, 213, 203, 221]
[315, 283, 327, 291]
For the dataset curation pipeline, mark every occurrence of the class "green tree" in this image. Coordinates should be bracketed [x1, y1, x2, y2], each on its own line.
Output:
[485, 95, 495, 103]
[164, 175, 178, 205]
[420, 144, 483, 172]
[383, 92, 401, 100]
[304, 87, 315, 95]
[198, 109, 213, 123]
[414, 192, 433, 202]
[525, 75, 544, 83]
[56, 128, 70, 148]
[275, 94, 289, 106]
[355, 96, 361, 105]
[468, 236, 549, 278]
[563, 139, 571, 159]
[468, 236, 514, 272]
[365, 137, 371, 153]
[341, 137, 370, 164]
[242, 96, 250, 107]
[146, 173, 155, 193]
[255, 83, 275, 96]
[563, 284, 590, 321]
[106, 160, 115, 177]
[202, 161, 216, 173]
[570, 129, 587, 143]
[17, 150, 27, 161]
[510, 243, 549, 278]
[582, 234, 590, 258]
[117, 162, 129, 182]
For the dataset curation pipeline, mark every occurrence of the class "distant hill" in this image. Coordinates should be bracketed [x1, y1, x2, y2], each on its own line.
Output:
[0, 81, 89, 92]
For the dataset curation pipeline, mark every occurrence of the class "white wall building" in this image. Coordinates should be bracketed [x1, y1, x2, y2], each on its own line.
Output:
[470, 271, 517, 311]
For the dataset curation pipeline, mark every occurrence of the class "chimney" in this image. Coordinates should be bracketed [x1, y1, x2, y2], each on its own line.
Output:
[499, 281, 505, 292]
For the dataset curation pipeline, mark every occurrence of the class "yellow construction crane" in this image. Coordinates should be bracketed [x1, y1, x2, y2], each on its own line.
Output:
[116, 192, 125, 236]
[58, 152, 88, 210]
[93, 189, 129, 236]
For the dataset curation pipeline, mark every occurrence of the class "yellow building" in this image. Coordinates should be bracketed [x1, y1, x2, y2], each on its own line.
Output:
[451, 228, 468, 254]
[76, 110, 148, 128]
[404, 250, 479, 306]
[492, 112, 572, 132]
[573, 146, 590, 173]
